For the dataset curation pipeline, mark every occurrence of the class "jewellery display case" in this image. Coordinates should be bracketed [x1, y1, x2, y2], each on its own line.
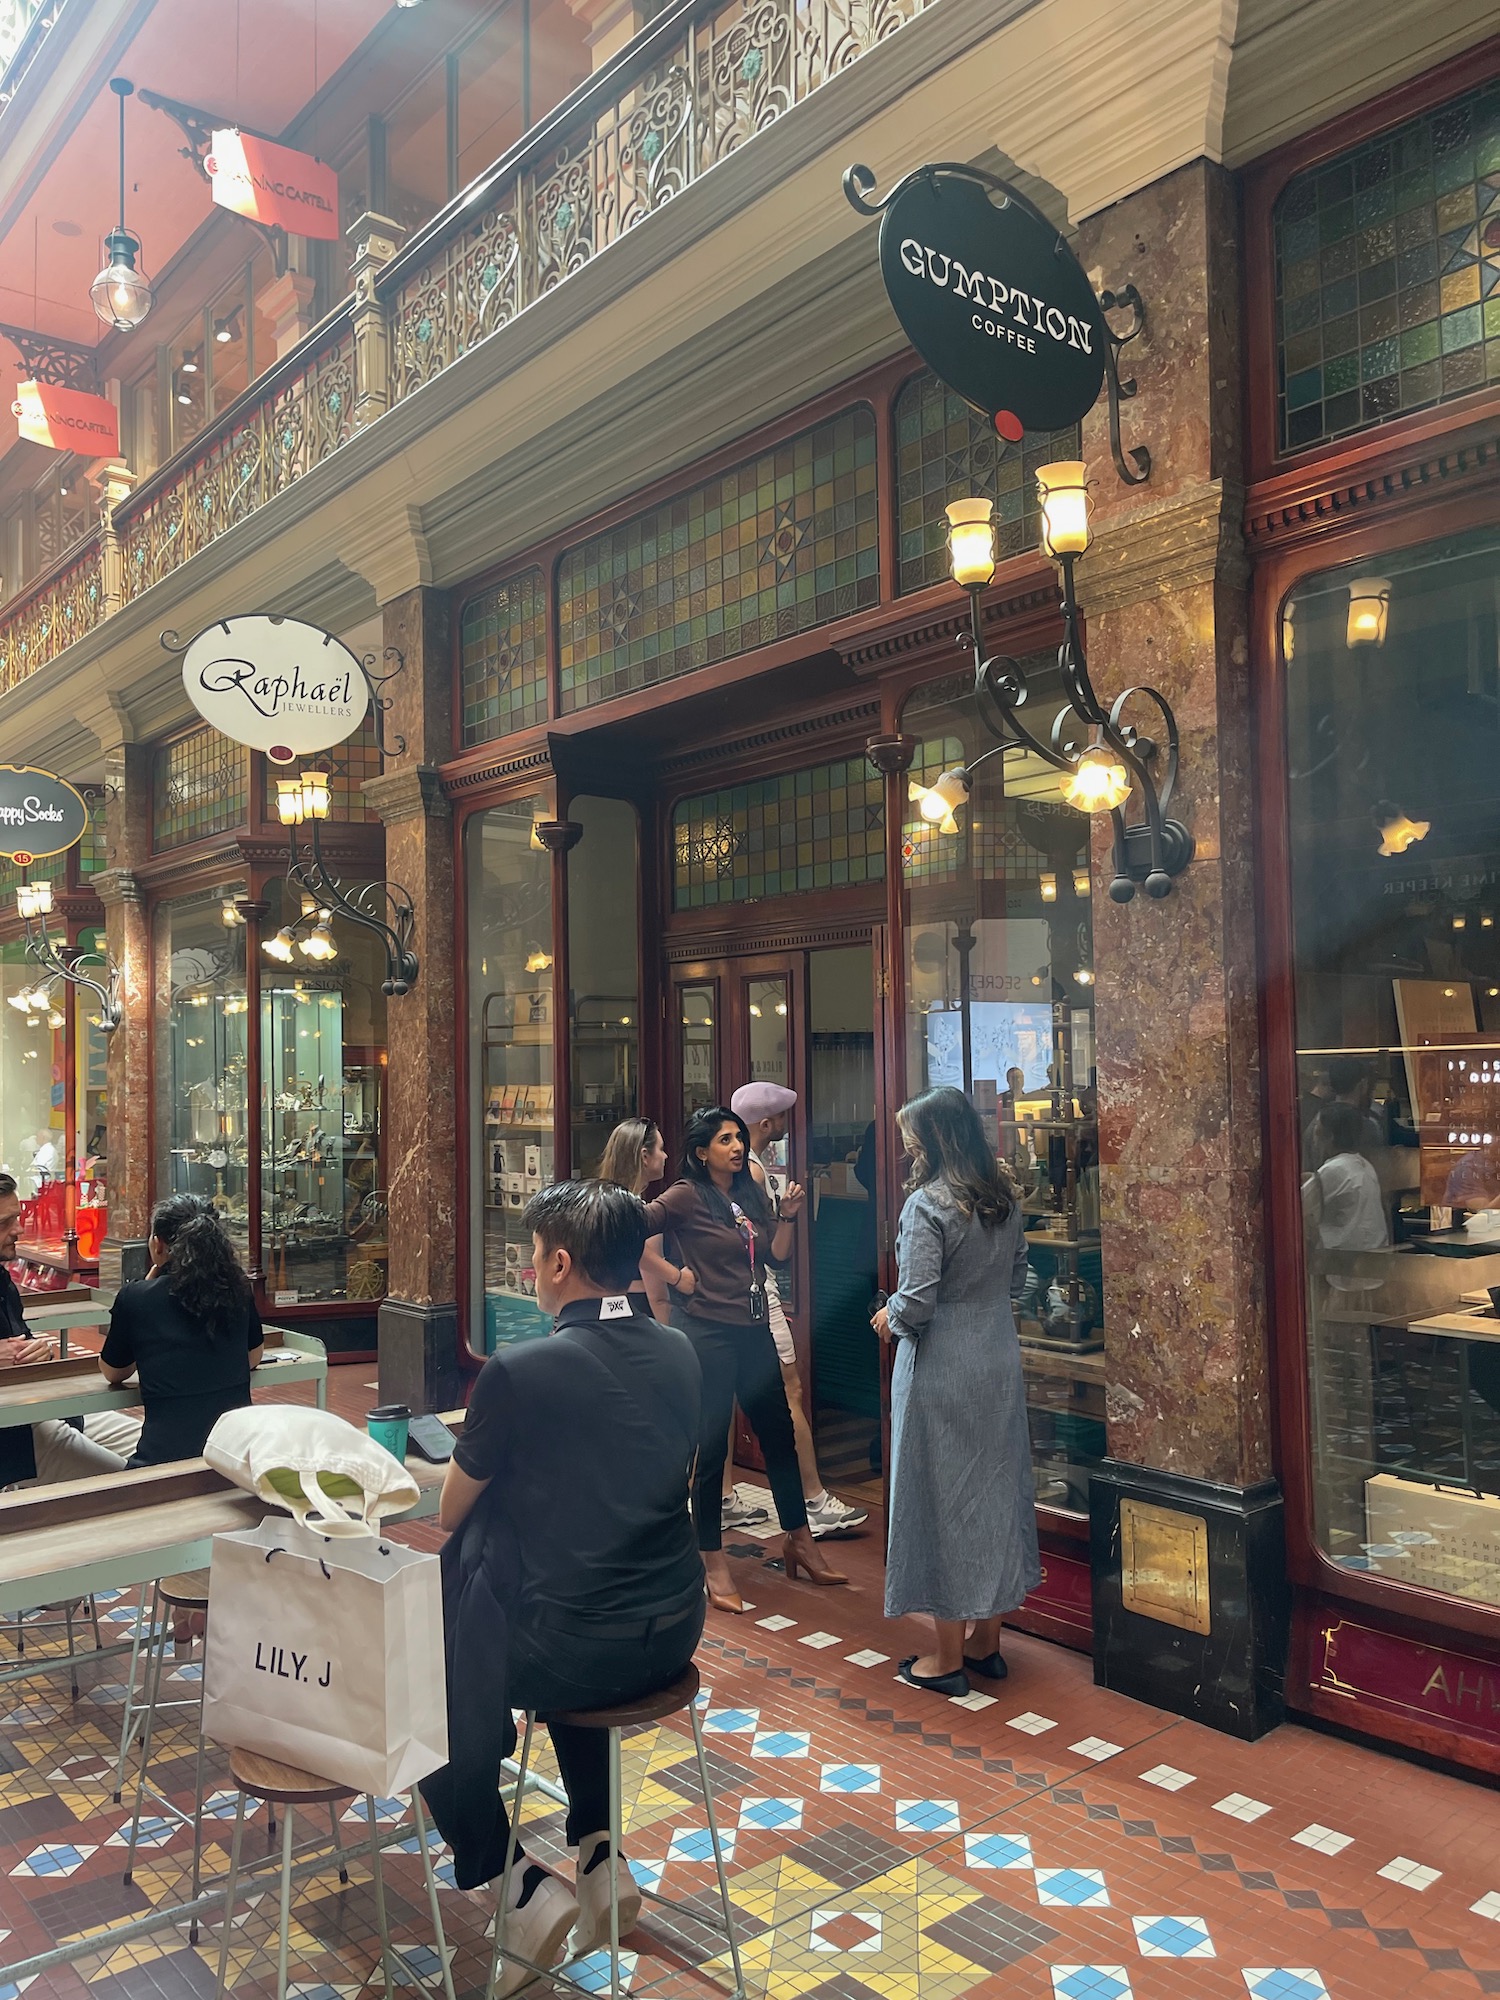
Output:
[157, 888, 251, 1261]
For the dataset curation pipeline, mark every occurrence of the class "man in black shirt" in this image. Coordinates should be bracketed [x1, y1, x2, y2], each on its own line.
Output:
[0, 1173, 137, 1486]
[422, 1180, 703, 1996]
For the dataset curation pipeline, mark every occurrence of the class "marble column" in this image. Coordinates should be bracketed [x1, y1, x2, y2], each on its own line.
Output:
[362, 585, 463, 1413]
[94, 737, 154, 1288]
[1071, 162, 1287, 1736]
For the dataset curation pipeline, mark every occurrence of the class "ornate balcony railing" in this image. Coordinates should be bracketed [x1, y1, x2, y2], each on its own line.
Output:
[0, 0, 934, 698]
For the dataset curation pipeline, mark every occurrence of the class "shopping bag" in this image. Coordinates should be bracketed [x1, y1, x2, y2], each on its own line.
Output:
[203, 1515, 448, 1795]
[205, 1407, 419, 1537]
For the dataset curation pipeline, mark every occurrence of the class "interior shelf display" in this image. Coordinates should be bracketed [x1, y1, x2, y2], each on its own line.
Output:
[157, 888, 251, 1264]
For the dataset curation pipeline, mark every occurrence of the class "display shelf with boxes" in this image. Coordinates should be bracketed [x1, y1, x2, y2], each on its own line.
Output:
[480, 992, 554, 1351]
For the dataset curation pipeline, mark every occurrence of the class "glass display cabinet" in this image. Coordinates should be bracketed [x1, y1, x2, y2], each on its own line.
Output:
[156, 886, 251, 1263]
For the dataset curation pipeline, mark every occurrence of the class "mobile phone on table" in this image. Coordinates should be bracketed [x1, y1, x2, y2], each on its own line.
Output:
[407, 1414, 458, 1463]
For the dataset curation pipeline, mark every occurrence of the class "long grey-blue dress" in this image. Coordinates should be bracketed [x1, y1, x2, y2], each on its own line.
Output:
[884, 1182, 1041, 1621]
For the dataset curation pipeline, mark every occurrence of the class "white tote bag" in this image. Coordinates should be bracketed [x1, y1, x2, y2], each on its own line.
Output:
[205, 1407, 419, 1537]
[203, 1515, 448, 1796]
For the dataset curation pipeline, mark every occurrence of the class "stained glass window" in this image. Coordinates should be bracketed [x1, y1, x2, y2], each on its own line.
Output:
[460, 568, 548, 745]
[79, 792, 106, 875]
[260, 716, 381, 822]
[0, 847, 65, 914]
[559, 406, 879, 713]
[153, 727, 249, 853]
[1274, 79, 1500, 453]
[895, 371, 1081, 595]
[672, 755, 886, 910]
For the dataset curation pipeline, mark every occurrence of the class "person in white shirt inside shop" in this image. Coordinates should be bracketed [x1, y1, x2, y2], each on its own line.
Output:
[1301, 1100, 1389, 1295]
[723, 1082, 867, 1539]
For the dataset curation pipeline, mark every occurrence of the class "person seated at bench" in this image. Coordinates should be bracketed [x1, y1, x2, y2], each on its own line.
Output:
[0, 1172, 140, 1485]
[99, 1195, 263, 1466]
[423, 1179, 703, 1994]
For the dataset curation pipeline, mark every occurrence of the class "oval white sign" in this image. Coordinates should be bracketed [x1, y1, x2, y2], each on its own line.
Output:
[180, 615, 370, 762]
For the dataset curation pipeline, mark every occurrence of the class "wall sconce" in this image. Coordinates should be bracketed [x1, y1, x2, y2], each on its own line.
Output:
[931, 476, 1193, 901]
[16, 874, 120, 1031]
[1075, 967, 1095, 986]
[1281, 600, 1296, 662]
[1374, 800, 1429, 856]
[525, 948, 553, 973]
[1346, 577, 1391, 647]
[1039, 871, 1058, 902]
[1072, 867, 1092, 898]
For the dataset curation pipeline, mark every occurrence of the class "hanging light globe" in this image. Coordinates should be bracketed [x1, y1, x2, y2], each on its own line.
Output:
[91, 228, 153, 331]
[1059, 742, 1132, 814]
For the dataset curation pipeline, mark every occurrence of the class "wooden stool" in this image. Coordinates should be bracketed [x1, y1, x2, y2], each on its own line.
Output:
[492, 1662, 744, 2000]
[212, 1747, 455, 2000]
[7, 1594, 103, 1701]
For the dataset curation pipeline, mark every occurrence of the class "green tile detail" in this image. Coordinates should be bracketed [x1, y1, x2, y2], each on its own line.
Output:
[460, 567, 548, 745]
[152, 728, 248, 853]
[672, 755, 886, 909]
[1274, 78, 1500, 451]
[259, 716, 381, 821]
[558, 407, 879, 712]
[893, 371, 1082, 595]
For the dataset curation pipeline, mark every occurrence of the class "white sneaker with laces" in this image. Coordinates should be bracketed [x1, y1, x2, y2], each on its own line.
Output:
[721, 1486, 770, 1528]
[806, 1491, 868, 1537]
[572, 1830, 643, 1955]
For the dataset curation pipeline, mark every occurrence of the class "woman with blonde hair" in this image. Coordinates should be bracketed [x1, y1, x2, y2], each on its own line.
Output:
[598, 1116, 680, 1320]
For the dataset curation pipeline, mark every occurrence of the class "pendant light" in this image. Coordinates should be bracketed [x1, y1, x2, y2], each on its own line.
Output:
[90, 78, 153, 332]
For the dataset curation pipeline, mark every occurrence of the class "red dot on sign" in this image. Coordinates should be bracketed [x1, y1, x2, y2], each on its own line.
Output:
[269, 745, 294, 764]
[994, 410, 1024, 442]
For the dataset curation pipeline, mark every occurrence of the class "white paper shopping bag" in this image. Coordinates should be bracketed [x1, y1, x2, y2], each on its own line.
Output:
[203, 1516, 447, 1796]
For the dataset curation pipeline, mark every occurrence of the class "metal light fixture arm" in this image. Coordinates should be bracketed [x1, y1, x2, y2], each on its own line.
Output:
[21, 900, 120, 1032]
[292, 808, 419, 998]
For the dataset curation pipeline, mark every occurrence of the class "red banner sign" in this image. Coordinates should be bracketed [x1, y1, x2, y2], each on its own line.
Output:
[12, 379, 120, 457]
[207, 129, 340, 241]
[1319, 1616, 1500, 1749]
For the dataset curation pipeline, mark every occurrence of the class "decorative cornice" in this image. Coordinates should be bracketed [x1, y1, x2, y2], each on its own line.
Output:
[1243, 416, 1500, 552]
[1075, 482, 1247, 617]
[833, 588, 1056, 676]
[655, 701, 881, 781]
[443, 746, 553, 794]
[364, 765, 451, 826]
[664, 913, 879, 962]
[90, 868, 145, 910]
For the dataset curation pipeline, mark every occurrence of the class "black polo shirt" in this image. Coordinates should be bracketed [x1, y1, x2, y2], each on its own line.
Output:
[0, 1268, 36, 1486]
[455, 1295, 702, 1623]
[100, 1273, 261, 1467]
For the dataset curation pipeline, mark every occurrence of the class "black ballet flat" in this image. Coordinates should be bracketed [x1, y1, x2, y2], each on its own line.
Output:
[897, 1655, 970, 1697]
[963, 1651, 1009, 1681]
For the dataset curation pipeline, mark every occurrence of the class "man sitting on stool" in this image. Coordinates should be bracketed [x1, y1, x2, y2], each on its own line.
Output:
[423, 1179, 703, 1993]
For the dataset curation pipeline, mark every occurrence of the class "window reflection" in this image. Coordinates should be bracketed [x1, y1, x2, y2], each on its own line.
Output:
[568, 797, 640, 1178]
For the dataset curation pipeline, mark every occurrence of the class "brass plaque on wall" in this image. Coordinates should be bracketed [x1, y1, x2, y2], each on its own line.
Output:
[1120, 1497, 1211, 1635]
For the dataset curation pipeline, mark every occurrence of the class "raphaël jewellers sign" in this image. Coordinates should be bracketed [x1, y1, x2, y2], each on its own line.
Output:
[177, 616, 370, 762]
[846, 163, 1108, 437]
[0, 766, 89, 863]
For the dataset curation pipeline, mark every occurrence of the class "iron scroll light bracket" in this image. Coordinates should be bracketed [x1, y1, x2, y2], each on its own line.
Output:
[286, 813, 420, 997]
[19, 892, 121, 1032]
[1098, 286, 1150, 485]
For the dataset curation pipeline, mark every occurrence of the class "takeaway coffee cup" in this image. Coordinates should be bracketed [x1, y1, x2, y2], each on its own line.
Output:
[366, 1403, 412, 1461]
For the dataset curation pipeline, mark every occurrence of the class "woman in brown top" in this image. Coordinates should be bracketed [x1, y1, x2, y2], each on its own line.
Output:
[644, 1105, 845, 1611]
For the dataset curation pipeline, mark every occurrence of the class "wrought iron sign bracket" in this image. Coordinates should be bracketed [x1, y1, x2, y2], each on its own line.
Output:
[139, 87, 289, 275]
[1098, 285, 1151, 486]
[0, 323, 99, 392]
[360, 646, 409, 760]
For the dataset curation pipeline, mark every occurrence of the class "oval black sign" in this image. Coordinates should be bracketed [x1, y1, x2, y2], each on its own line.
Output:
[0, 765, 90, 862]
[876, 171, 1107, 437]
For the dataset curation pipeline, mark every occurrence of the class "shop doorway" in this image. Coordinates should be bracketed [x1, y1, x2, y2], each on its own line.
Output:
[670, 937, 888, 1503]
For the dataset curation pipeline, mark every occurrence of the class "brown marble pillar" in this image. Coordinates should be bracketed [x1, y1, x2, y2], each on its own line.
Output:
[363, 585, 463, 1413]
[94, 738, 154, 1288]
[1071, 162, 1286, 1736]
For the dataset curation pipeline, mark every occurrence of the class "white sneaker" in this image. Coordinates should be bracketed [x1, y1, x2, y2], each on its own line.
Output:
[721, 1487, 769, 1528]
[572, 1830, 643, 1956]
[492, 1862, 581, 1997]
[806, 1491, 868, 1537]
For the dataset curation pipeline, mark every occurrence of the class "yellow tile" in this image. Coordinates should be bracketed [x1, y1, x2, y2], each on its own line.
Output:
[1442, 266, 1482, 313]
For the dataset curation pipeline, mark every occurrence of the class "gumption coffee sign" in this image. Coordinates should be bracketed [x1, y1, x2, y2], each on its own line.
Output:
[852, 164, 1108, 438]
[0, 766, 90, 863]
[178, 615, 371, 762]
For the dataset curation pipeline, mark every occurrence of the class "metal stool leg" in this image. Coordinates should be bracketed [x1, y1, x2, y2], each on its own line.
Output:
[113, 1586, 153, 1801]
[187, 1678, 210, 1943]
[365, 1793, 397, 2000]
[274, 1804, 295, 2000]
[123, 1585, 170, 1883]
[329, 1799, 350, 1885]
[213, 1790, 247, 2000]
[606, 1726, 623, 2000]
[690, 1698, 745, 2000]
[487, 1710, 537, 2000]
[63, 1599, 80, 1702]
[411, 1786, 457, 2000]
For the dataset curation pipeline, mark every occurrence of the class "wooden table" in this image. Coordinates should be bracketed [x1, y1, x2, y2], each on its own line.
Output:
[0, 1334, 328, 1432]
[21, 1289, 114, 1357]
[0, 1450, 446, 1618]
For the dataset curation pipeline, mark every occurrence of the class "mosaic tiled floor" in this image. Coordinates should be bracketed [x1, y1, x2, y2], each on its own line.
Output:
[3, 1371, 1500, 1999]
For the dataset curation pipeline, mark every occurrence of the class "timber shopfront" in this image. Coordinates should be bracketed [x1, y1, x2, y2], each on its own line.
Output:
[1249, 49, 1500, 1771]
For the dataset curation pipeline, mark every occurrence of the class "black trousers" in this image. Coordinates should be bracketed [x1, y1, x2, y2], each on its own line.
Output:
[422, 1602, 703, 1891]
[676, 1309, 807, 1551]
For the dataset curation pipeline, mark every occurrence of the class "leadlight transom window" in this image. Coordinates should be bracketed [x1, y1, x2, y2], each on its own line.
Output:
[559, 406, 879, 714]
[79, 793, 106, 875]
[672, 755, 886, 910]
[1274, 79, 1500, 453]
[895, 372, 1082, 595]
[460, 568, 548, 745]
[260, 717, 381, 822]
[153, 727, 248, 853]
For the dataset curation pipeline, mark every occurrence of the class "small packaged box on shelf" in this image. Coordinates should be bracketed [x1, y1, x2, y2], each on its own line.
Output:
[524, 1144, 543, 1179]
[505, 1243, 523, 1269]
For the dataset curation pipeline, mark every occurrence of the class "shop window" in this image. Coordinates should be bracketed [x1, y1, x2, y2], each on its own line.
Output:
[672, 754, 885, 910]
[1284, 524, 1500, 1605]
[155, 885, 250, 1266]
[894, 371, 1081, 594]
[76, 928, 108, 1225]
[568, 796, 640, 1178]
[460, 567, 547, 745]
[0, 939, 60, 1212]
[457, 4, 527, 185]
[153, 728, 249, 853]
[78, 792, 106, 876]
[558, 405, 879, 713]
[386, 64, 450, 234]
[1274, 78, 1500, 454]
[259, 719, 382, 822]
[0, 846, 65, 918]
[679, 983, 715, 1128]
[260, 878, 389, 1309]
[468, 794, 555, 1353]
[900, 671, 1103, 1516]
